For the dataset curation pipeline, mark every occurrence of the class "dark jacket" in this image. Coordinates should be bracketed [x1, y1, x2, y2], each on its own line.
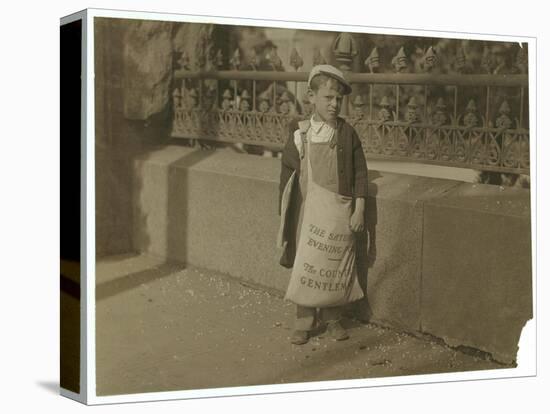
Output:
[278, 117, 368, 268]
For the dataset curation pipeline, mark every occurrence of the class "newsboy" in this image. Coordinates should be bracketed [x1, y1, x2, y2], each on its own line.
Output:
[278, 64, 368, 345]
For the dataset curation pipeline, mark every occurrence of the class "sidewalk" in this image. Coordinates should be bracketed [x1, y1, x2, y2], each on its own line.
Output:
[95, 254, 506, 396]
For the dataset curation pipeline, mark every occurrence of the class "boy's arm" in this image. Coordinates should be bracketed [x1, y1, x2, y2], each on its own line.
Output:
[350, 128, 368, 232]
[351, 128, 368, 199]
[350, 197, 365, 232]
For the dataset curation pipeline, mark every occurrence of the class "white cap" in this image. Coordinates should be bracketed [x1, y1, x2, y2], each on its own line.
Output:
[308, 64, 352, 95]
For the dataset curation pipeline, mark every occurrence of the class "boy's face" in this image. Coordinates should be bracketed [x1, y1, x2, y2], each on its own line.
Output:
[308, 78, 343, 122]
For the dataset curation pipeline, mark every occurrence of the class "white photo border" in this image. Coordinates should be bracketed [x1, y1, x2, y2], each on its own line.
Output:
[62, 7, 537, 405]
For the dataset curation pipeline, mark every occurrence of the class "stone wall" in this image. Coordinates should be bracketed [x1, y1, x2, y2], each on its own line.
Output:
[131, 146, 532, 363]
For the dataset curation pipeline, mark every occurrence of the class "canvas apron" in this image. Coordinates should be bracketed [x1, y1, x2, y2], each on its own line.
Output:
[284, 126, 364, 308]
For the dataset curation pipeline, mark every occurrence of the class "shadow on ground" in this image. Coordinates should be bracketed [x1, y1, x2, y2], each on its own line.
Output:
[94, 254, 509, 396]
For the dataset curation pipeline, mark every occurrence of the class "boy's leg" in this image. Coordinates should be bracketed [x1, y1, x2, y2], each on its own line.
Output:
[321, 306, 349, 341]
[292, 305, 316, 344]
[321, 305, 342, 323]
[295, 305, 316, 330]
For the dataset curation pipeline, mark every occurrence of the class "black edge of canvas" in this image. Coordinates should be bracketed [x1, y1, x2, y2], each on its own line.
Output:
[60, 9, 88, 405]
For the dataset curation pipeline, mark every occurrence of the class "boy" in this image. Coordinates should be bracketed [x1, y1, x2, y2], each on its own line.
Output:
[278, 64, 368, 345]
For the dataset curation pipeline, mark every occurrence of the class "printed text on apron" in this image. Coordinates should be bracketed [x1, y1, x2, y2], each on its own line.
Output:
[284, 125, 364, 307]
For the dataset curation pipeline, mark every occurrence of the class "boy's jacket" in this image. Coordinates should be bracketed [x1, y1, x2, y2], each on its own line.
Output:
[278, 117, 368, 268]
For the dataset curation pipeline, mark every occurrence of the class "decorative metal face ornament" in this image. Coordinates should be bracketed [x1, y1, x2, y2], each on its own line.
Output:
[215, 49, 223, 68]
[266, 47, 282, 70]
[188, 88, 199, 108]
[312, 47, 327, 66]
[278, 91, 291, 115]
[492, 45, 509, 74]
[279, 102, 290, 114]
[240, 99, 250, 112]
[290, 48, 304, 71]
[239, 89, 251, 111]
[455, 47, 466, 73]
[463, 99, 479, 127]
[258, 97, 271, 113]
[495, 100, 513, 129]
[178, 50, 190, 70]
[405, 97, 420, 123]
[392, 46, 408, 72]
[432, 98, 448, 126]
[423, 46, 438, 72]
[481, 45, 494, 74]
[353, 95, 365, 117]
[378, 96, 392, 122]
[515, 47, 528, 74]
[249, 50, 260, 70]
[221, 89, 233, 110]
[172, 88, 182, 109]
[230, 48, 241, 70]
[364, 47, 380, 73]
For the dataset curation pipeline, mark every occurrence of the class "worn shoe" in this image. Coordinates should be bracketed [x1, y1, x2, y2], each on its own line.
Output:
[326, 321, 349, 341]
[290, 330, 309, 345]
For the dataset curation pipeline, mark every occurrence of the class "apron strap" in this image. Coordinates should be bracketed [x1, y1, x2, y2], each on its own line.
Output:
[296, 120, 310, 159]
[329, 118, 340, 148]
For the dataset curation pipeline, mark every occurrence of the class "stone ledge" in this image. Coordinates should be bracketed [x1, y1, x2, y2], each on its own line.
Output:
[131, 146, 532, 363]
[420, 183, 532, 363]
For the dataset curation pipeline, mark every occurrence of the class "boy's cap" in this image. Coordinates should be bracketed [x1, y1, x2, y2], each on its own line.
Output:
[308, 64, 352, 95]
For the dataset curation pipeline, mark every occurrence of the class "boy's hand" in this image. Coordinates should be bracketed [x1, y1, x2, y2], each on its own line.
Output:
[350, 210, 364, 232]
[349, 198, 366, 233]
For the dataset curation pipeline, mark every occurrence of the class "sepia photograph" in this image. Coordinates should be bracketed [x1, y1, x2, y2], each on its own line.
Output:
[60, 7, 535, 403]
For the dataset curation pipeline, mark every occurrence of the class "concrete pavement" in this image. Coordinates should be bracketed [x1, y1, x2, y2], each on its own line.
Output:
[95, 254, 506, 396]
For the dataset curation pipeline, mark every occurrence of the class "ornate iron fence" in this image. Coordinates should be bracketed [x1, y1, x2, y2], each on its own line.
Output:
[171, 38, 529, 175]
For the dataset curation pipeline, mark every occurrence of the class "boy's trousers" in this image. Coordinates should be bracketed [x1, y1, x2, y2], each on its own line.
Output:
[295, 305, 343, 331]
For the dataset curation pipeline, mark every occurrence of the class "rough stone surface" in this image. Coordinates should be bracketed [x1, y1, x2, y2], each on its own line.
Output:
[363, 173, 459, 331]
[132, 146, 532, 362]
[133, 146, 290, 292]
[95, 18, 175, 256]
[133, 147, 442, 330]
[172, 23, 216, 70]
[122, 20, 174, 120]
[421, 183, 532, 363]
[95, 254, 505, 396]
